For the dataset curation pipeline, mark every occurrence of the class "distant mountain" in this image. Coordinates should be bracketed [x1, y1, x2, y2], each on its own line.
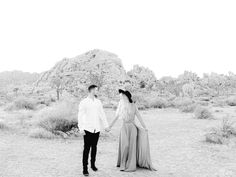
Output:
[0, 70, 40, 87]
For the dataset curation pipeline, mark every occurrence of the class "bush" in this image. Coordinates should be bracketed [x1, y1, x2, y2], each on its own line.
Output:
[29, 128, 57, 139]
[35, 101, 78, 133]
[194, 106, 213, 119]
[212, 97, 227, 107]
[205, 117, 236, 144]
[226, 96, 236, 106]
[179, 104, 197, 113]
[36, 96, 56, 106]
[0, 122, 9, 130]
[148, 97, 169, 108]
[6, 96, 37, 111]
[171, 97, 193, 108]
[133, 92, 170, 109]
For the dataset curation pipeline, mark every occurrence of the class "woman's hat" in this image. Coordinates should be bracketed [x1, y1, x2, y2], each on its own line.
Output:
[118, 89, 133, 103]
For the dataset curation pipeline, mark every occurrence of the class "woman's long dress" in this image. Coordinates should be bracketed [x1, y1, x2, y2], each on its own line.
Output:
[116, 103, 156, 172]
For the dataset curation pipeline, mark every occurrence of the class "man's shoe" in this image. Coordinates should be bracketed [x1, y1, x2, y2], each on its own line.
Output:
[91, 165, 98, 171]
[83, 169, 89, 176]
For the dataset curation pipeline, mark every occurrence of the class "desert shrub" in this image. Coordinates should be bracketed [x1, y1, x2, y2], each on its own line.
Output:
[6, 96, 37, 111]
[29, 127, 57, 139]
[197, 101, 209, 106]
[171, 97, 193, 108]
[133, 92, 170, 109]
[226, 96, 236, 106]
[0, 122, 9, 130]
[148, 96, 170, 108]
[179, 103, 197, 113]
[212, 97, 227, 107]
[36, 96, 56, 106]
[36, 101, 78, 133]
[194, 106, 213, 119]
[205, 117, 236, 144]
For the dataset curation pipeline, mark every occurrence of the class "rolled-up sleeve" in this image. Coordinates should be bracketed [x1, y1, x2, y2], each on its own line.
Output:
[78, 100, 85, 131]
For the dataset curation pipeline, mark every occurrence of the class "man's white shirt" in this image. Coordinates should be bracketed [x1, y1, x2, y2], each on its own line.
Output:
[78, 97, 109, 133]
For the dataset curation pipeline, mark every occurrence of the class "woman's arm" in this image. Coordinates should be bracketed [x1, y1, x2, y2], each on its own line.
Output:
[109, 101, 121, 129]
[135, 105, 147, 130]
[109, 115, 119, 129]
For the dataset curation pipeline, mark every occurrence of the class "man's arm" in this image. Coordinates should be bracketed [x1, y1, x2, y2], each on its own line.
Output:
[78, 100, 85, 132]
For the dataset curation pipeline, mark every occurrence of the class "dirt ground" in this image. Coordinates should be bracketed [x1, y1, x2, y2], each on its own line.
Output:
[1, 107, 236, 177]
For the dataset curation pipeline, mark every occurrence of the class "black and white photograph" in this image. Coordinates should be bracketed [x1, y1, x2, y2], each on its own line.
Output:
[0, 1, 236, 177]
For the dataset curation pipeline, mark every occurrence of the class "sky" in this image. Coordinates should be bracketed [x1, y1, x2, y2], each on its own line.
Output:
[0, 0, 236, 79]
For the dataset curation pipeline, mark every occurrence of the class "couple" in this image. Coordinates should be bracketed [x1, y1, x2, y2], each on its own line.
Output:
[78, 85, 156, 176]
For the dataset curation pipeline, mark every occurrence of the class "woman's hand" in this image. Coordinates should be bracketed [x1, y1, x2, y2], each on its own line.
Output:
[105, 127, 111, 132]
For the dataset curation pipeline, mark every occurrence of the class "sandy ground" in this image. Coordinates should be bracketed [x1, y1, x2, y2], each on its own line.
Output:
[1, 107, 236, 177]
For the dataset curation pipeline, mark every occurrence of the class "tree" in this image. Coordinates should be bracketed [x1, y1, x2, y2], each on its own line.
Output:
[182, 83, 194, 98]
[127, 65, 157, 90]
[202, 73, 227, 96]
[13, 87, 19, 97]
[178, 71, 199, 84]
[50, 75, 65, 100]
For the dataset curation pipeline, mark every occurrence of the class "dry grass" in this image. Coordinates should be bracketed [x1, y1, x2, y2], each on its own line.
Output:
[28, 127, 58, 139]
[133, 92, 170, 109]
[1, 108, 236, 177]
[205, 117, 236, 144]
[179, 103, 197, 113]
[5, 96, 37, 111]
[171, 97, 193, 108]
[0, 121, 9, 130]
[226, 96, 236, 106]
[194, 106, 213, 119]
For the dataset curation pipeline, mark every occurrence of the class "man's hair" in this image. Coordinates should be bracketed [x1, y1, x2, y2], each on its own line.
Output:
[88, 84, 98, 92]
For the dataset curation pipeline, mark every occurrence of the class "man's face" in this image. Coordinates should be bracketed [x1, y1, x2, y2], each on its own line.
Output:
[91, 87, 98, 96]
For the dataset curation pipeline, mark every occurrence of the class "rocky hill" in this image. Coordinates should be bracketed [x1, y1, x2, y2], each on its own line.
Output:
[0, 70, 39, 87]
[35, 49, 128, 99]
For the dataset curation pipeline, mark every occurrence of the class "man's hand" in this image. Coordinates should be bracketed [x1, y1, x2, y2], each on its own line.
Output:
[79, 130, 85, 136]
[105, 127, 111, 132]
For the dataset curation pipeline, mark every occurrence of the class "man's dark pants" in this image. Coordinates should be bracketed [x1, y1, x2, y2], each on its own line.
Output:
[83, 130, 100, 170]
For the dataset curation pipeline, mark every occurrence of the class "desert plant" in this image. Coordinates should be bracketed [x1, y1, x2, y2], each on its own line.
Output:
[179, 103, 197, 113]
[205, 117, 236, 144]
[226, 96, 236, 106]
[132, 92, 169, 109]
[6, 96, 37, 111]
[194, 106, 213, 119]
[148, 97, 169, 108]
[0, 122, 9, 130]
[29, 127, 57, 139]
[171, 97, 193, 108]
[36, 101, 78, 133]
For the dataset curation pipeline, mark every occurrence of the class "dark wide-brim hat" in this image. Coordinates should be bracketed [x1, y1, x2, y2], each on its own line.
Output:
[118, 89, 133, 103]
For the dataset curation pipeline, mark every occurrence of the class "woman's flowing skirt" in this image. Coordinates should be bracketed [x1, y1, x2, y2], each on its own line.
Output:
[136, 126, 156, 171]
[117, 122, 156, 172]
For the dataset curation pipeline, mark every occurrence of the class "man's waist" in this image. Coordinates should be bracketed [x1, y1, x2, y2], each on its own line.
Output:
[84, 128, 100, 133]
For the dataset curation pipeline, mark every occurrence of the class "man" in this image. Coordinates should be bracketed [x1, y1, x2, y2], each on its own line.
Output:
[78, 84, 110, 176]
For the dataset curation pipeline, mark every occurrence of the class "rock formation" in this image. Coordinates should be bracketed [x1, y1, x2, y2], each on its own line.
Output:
[35, 49, 128, 99]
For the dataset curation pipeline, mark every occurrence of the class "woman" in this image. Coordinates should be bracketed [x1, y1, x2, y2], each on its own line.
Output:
[109, 89, 156, 172]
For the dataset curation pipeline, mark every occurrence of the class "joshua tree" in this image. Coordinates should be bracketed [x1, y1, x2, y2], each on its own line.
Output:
[50, 75, 64, 100]
[13, 87, 19, 97]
